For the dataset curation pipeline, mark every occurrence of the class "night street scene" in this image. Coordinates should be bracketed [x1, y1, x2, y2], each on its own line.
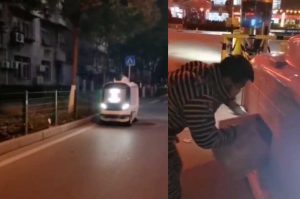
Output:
[0, 0, 167, 199]
[169, 0, 300, 199]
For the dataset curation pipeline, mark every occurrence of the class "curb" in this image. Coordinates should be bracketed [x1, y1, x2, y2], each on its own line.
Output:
[0, 115, 95, 156]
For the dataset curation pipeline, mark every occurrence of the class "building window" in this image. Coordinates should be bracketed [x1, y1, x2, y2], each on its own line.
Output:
[213, 0, 226, 5]
[12, 17, 19, 29]
[273, 0, 281, 10]
[41, 60, 51, 81]
[57, 32, 65, 49]
[44, 49, 51, 57]
[14, 56, 31, 80]
[0, 31, 4, 48]
[23, 22, 33, 40]
[233, 0, 241, 5]
[12, 17, 33, 41]
[41, 28, 53, 46]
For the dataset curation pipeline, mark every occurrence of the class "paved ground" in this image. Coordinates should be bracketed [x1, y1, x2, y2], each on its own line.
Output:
[0, 95, 168, 199]
[177, 104, 254, 199]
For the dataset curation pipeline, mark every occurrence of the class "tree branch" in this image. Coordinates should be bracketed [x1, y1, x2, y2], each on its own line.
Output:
[80, 0, 103, 12]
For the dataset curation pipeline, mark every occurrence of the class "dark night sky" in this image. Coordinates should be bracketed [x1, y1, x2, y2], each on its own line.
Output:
[281, 0, 300, 9]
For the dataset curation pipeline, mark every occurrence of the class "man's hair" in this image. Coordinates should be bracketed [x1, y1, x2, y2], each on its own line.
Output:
[218, 55, 254, 83]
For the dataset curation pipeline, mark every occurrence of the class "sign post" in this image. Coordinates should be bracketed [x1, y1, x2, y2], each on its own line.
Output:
[125, 56, 135, 81]
[128, 63, 132, 81]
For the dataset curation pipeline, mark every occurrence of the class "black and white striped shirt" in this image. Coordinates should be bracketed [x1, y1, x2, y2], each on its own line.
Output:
[168, 61, 236, 151]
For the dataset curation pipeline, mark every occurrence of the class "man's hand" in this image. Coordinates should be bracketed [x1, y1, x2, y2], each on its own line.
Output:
[225, 100, 247, 116]
[231, 105, 247, 116]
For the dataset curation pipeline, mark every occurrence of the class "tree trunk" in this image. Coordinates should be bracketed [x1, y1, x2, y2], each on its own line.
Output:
[68, 26, 80, 114]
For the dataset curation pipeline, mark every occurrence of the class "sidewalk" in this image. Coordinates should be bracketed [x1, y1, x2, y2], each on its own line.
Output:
[177, 104, 254, 199]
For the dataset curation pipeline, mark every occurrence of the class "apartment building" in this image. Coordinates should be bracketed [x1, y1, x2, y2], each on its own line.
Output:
[0, 3, 70, 86]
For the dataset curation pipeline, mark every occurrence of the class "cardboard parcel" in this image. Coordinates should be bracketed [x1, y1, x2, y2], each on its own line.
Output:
[213, 114, 272, 179]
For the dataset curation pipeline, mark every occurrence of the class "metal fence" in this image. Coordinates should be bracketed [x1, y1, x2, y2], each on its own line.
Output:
[0, 90, 102, 142]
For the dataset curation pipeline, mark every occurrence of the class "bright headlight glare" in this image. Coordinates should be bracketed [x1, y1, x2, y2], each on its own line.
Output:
[122, 103, 130, 110]
[100, 103, 107, 109]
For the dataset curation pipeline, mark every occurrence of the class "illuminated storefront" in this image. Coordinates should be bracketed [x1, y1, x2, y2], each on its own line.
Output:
[170, 5, 184, 19]
[206, 12, 229, 21]
[212, 0, 241, 5]
[271, 9, 300, 29]
[272, 0, 281, 9]
[169, 0, 299, 29]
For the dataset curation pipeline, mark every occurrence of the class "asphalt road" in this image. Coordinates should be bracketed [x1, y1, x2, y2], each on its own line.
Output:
[168, 28, 283, 72]
[0, 95, 168, 199]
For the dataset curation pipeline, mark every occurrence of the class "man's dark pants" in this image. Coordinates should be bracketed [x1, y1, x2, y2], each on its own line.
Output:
[168, 140, 182, 199]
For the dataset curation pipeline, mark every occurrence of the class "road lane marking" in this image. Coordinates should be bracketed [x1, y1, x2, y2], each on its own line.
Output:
[149, 99, 161, 104]
[148, 96, 168, 105]
[0, 125, 93, 168]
